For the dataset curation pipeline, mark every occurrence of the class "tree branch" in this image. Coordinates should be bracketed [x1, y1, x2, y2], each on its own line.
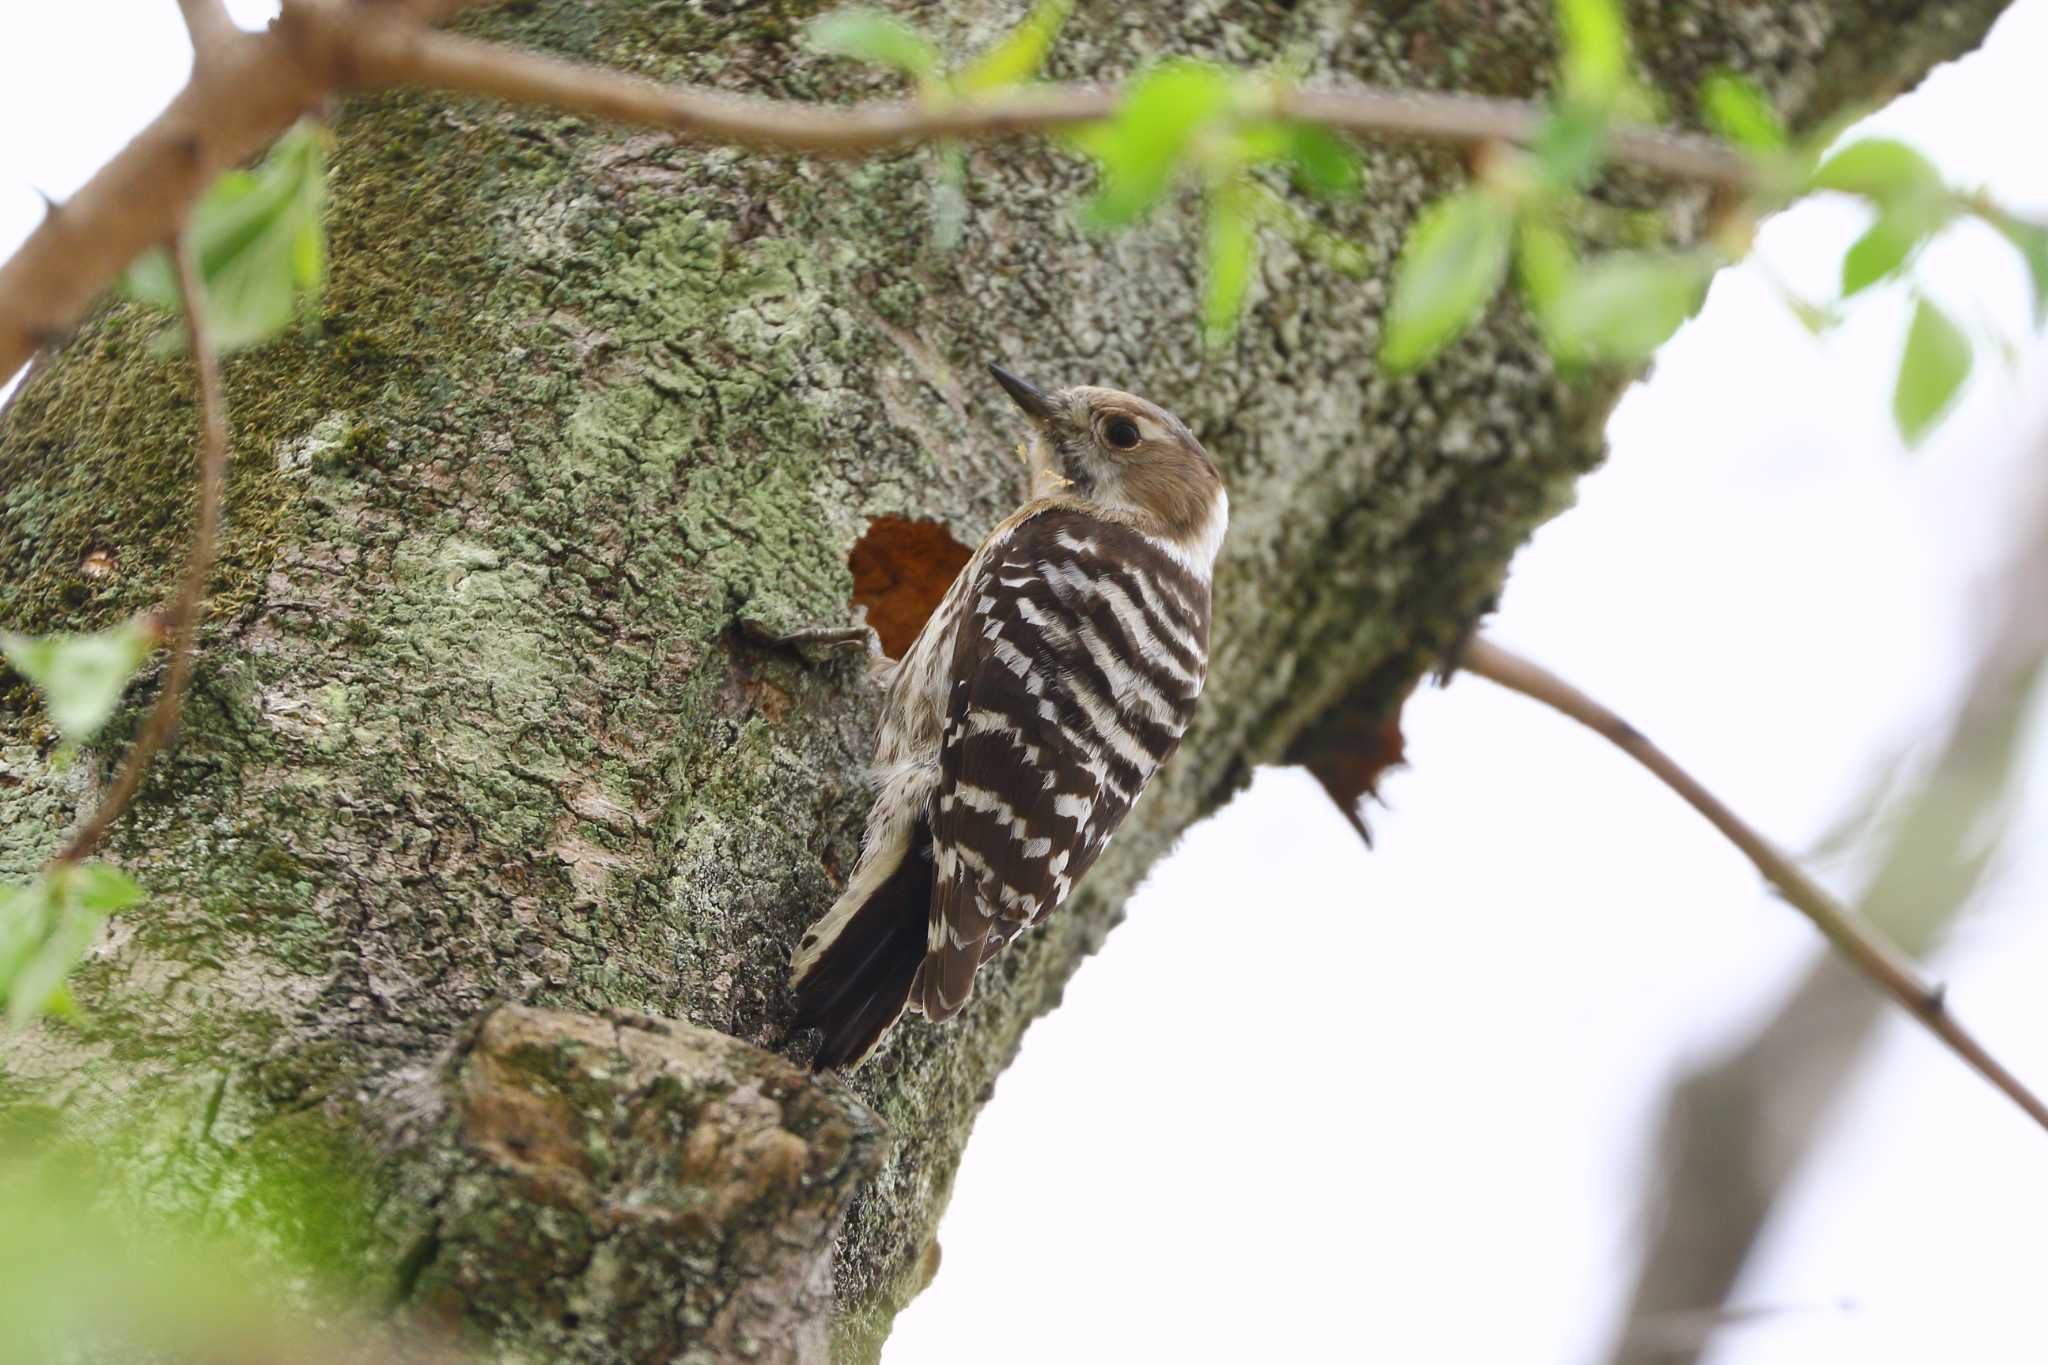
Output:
[175, 0, 241, 57]
[389, 0, 494, 23]
[1597, 434, 2048, 1362]
[351, 23, 1748, 182]
[350, 24, 1121, 154]
[0, 0, 1749, 390]
[54, 231, 228, 866]
[1281, 89, 1748, 187]
[1455, 634, 2048, 1135]
[0, 27, 318, 387]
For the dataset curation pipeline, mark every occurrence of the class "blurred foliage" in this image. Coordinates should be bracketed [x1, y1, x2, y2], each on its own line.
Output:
[91, 0, 2048, 430]
[805, 7, 943, 87]
[1203, 179, 1258, 345]
[0, 616, 155, 749]
[1894, 297, 1973, 446]
[1070, 60, 1238, 229]
[952, 0, 1074, 95]
[1383, 189, 1514, 371]
[1062, 56, 1368, 344]
[809, 1, 1074, 247]
[0, 1117, 455, 1365]
[122, 121, 328, 354]
[1988, 208, 2048, 326]
[802, 0, 2042, 415]
[1371, 3, 2042, 449]
[1698, 70, 1786, 152]
[1543, 249, 1720, 366]
[0, 861, 140, 1031]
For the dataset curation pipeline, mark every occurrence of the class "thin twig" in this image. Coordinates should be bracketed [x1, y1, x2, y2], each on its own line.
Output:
[1595, 440, 2048, 1364]
[1283, 89, 1748, 186]
[0, 0, 1749, 389]
[351, 24, 1120, 155]
[353, 23, 1751, 183]
[1456, 634, 2048, 1135]
[54, 232, 228, 865]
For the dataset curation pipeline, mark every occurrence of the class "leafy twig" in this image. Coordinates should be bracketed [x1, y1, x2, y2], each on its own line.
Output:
[1455, 634, 2048, 1135]
[1282, 89, 1745, 186]
[0, 0, 1746, 388]
[53, 230, 228, 866]
[351, 24, 1749, 183]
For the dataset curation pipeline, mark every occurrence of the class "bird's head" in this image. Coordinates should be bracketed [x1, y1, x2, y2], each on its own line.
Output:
[988, 363, 1228, 576]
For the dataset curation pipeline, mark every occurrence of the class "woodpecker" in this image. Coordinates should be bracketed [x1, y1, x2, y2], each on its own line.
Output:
[789, 365, 1228, 1069]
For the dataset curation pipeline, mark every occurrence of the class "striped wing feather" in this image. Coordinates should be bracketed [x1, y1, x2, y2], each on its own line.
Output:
[918, 509, 1209, 1020]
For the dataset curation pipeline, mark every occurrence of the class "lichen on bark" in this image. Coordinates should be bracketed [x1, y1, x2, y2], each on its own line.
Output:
[0, 0, 2011, 1360]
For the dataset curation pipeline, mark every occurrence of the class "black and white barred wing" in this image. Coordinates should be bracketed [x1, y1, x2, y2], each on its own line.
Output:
[916, 510, 1211, 1021]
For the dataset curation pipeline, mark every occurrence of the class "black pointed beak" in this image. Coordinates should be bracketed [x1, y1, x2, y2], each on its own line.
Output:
[988, 363, 1057, 422]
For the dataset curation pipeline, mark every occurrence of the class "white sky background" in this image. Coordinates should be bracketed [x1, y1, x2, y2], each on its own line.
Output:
[4, 4, 2047, 1364]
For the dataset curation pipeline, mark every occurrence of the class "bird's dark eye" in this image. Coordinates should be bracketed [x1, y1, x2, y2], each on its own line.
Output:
[1103, 416, 1141, 450]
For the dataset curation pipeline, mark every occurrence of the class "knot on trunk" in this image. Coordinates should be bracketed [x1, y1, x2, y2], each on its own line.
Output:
[404, 1006, 886, 1364]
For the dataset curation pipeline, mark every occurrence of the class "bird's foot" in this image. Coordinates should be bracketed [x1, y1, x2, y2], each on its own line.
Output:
[738, 618, 882, 663]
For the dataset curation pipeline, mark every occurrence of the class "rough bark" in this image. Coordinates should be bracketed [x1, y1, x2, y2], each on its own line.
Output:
[0, 1, 2009, 1360]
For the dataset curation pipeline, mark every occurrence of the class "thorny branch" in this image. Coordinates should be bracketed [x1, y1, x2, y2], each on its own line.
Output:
[1455, 634, 2048, 1136]
[0, 0, 1750, 389]
[52, 230, 229, 866]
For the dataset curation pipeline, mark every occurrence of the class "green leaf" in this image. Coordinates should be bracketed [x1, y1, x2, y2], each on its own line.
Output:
[1514, 221, 1578, 315]
[1893, 297, 1971, 446]
[1227, 122, 1363, 198]
[1839, 206, 1927, 297]
[1812, 138, 1941, 203]
[1545, 250, 1715, 364]
[1988, 212, 2048, 326]
[1381, 189, 1514, 373]
[1700, 70, 1786, 151]
[1556, 0, 1628, 103]
[0, 620, 155, 745]
[952, 0, 1073, 93]
[1530, 100, 1610, 192]
[0, 882, 40, 985]
[1073, 60, 1237, 228]
[804, 8, 941, 83]
[72, 864, 144, 916]
[1203, 183, 1259, 346]
[0, 864, 140, 1032]
[121, 123, 329, 353]
[1281, 125, 1361, 198]
[12, 889, 109, 1031]
[121, 246, 181, 312]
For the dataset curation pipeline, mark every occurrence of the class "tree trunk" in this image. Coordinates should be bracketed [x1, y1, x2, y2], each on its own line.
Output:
[0, 1, 2008, 1359]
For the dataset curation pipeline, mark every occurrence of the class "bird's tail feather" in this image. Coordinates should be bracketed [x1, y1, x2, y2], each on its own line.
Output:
[790, 822, 932, 1070]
